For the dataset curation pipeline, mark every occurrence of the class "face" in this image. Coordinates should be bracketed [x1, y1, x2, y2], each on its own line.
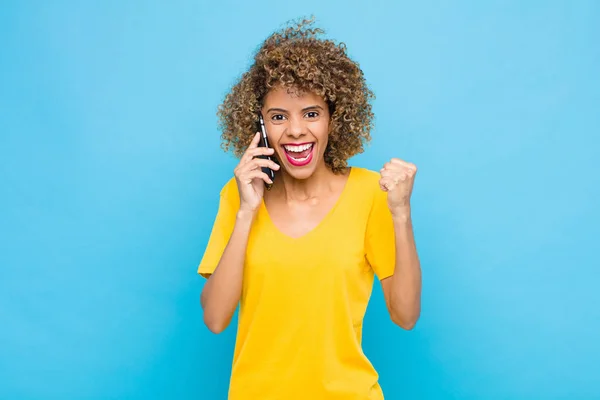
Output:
[260, 86, 330, 180]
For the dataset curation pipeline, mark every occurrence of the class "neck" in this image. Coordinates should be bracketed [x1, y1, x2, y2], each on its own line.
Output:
[274, 162, 335, 202]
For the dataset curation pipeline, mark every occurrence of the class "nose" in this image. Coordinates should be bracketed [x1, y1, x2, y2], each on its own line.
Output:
[286, 116, 305, 139]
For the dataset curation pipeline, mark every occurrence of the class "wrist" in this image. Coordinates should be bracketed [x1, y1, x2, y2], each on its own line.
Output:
[236, 208, 257, 222]
[390, 206, 412, 222]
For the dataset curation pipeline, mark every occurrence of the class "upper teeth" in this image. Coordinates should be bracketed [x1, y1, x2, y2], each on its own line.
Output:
[284, 143, 313, 152]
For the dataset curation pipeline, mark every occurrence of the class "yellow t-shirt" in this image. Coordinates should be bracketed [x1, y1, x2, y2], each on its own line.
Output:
[198, 166, 396, 400]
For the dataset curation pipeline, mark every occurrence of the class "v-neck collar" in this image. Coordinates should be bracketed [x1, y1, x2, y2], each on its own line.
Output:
[259, 167, 355, 241]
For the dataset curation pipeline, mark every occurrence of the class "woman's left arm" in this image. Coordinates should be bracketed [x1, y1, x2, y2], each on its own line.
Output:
[379, 158, 422, 330]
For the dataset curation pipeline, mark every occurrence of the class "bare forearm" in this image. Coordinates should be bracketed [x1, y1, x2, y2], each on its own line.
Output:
[390, 209, 422, 329]
[201, 210, 254, 333]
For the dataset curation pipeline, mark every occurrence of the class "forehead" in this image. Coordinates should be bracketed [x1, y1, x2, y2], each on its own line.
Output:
[263, 86, 326, 108]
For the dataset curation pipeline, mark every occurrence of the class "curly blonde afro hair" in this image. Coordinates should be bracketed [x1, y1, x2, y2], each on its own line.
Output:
[217, 16, 375, 173]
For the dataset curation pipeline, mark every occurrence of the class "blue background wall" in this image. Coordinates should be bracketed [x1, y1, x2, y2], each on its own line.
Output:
[1, 1, 598, 399]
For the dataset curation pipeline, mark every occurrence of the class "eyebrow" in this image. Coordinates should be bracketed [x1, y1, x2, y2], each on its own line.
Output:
[266, 105, 324, 113]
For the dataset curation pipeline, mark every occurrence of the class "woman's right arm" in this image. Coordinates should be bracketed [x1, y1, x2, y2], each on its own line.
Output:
[200, 132, 279, 334]
[200, 209, 254, 333]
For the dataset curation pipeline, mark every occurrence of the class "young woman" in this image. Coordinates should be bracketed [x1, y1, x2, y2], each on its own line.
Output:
[198, 17, 422, 400]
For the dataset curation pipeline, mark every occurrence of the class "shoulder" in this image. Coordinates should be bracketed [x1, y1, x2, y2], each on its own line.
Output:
[350, 166, 382, 191]
[348, 166, 387, 209]
[219, 177, 240, 209]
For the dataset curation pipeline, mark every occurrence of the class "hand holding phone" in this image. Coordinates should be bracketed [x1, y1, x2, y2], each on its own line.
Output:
[258, 113, 276, 190]
[234, 130, 278, 212]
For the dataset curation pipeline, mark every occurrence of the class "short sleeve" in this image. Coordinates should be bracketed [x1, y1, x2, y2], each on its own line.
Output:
[197, 178, 239, 278]
[364, 182, 396, 280]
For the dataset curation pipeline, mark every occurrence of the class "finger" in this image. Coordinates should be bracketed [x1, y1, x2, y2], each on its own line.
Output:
[246, 146, 275, 160]
[241, 143, 275, 165]
[240, 158, 280, 173]
[382, 164, 405, 176]
[391, 158, 417, 171]
[381, 172, 406, 186]
[249, 158, 280, 171]
[238, 133, 262, 165]
[390, 158, 410, 167]
[248, 131, 261, 149]
[379, 177, 396, 192]
[381, 165, 415, 179]
[241, 169, 273, 185]
[381, 162, 405, 172]
[380, 167, 406, 180]
[380, 169, 394, 178]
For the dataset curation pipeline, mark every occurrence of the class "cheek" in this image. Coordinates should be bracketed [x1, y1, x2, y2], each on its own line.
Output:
[316, 121, 330, 146]
[267, 128, 284, 146]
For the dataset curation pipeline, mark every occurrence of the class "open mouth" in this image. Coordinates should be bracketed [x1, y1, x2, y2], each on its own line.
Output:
[282, 142, 315, 167]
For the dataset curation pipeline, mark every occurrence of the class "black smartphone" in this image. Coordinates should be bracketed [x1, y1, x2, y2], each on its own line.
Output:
[258, 113, 276, 190]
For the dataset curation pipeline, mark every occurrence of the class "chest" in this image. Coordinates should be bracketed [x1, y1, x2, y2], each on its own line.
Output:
[264, 197, 340, 239]
[245, 205, 372, 298]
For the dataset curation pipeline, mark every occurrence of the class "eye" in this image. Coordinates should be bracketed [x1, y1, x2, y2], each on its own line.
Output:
[271, 114, 286, 121]
[305, 111, 319, 118]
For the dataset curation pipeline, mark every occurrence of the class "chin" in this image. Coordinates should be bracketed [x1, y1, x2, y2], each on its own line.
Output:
[284, 165, 317, 180]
